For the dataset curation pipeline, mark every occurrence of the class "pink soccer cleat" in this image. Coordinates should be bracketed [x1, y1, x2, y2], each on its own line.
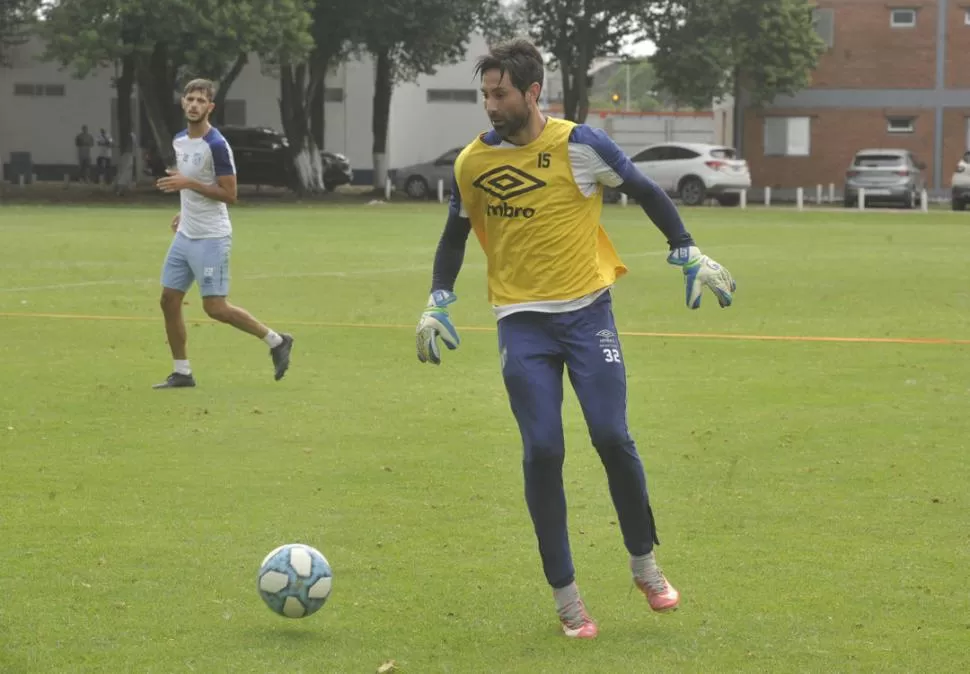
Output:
[559, 601, 599, 639]
[634, 572, 680, 613]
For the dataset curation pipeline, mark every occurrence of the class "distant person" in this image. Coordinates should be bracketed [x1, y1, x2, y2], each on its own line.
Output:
[96, 128, 113, 183]
[74, 125, 94, 182]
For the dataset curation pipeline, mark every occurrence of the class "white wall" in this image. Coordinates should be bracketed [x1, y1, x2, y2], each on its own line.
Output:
[0, 38, 116, 165]
[388, 33, 491, 168]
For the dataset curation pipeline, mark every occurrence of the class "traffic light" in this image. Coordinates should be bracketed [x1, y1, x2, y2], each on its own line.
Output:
[611, 92, 621, 108]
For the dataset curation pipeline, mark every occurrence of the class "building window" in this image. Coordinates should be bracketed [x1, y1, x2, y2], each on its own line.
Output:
[887, 116, 915, 133]
[763, 117, 811, 156]
[323, 87, 344, 103]
[812, 7, 835, 48]
[13, 83, 65, 96]
[427, 89, 477, 103]
[890, 8, 916, 28]
[964, 9, 970, 25]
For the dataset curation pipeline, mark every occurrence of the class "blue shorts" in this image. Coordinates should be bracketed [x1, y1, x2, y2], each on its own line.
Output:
[160, 232, 231, 297]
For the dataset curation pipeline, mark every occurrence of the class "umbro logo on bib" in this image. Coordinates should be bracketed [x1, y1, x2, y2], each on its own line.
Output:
[472, 165, 546, 200]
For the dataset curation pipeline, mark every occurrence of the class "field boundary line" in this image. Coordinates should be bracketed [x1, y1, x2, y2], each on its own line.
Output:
[2, 311, 968, 346]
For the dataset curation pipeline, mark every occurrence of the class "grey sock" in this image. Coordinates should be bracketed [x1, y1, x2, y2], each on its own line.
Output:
[631, 551, 664, 588]
[553, 582, 582, 621]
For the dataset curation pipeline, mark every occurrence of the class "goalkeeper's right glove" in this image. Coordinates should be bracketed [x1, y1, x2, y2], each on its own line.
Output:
[415, 290, 460, 365]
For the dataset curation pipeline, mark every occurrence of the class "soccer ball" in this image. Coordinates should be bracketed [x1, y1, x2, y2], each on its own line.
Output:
[257, 543, 333, 618]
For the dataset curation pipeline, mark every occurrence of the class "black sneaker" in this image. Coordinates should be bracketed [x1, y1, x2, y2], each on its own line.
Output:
[152, 372, 197, 389]
[271, 334, 294, 381]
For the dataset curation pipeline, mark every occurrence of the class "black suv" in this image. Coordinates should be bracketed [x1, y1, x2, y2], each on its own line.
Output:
[145, 125, 353, 192]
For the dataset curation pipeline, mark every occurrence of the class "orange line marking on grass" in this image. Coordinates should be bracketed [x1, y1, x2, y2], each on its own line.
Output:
[3, 311, 969, 346]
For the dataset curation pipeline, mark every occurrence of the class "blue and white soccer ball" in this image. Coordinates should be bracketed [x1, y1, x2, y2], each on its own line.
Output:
[257, 543, 333, 618]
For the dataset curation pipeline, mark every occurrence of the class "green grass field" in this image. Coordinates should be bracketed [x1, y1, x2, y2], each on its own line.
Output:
[1, 202, 969, 673]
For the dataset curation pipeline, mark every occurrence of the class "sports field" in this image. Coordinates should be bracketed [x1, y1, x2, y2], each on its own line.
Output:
[1, 202, 968, 673]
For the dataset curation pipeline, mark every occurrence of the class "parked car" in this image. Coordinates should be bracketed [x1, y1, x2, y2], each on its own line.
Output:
[394, 147, 462, 199]
[145, 125, 352, 192]
[950, 151, 970, 210]
[843, 149, 926, 208]
[629, 142, 751, 206]
[321, 150, 353, 191]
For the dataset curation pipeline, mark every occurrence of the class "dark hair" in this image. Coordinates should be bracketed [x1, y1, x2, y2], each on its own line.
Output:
[183, 78, 216, 102]
[474, 39, 544, 94]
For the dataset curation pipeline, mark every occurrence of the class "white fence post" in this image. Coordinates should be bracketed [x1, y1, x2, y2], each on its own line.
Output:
[620, 193, 628, 207]
[764, 186, 771, 207]
[858, 187, 865, 211]
[816, 184, 823, 205]
[437, 179, 444, 203]
[796, 187, 804, 211]
[920, 189, 928, 212]
[740, 189, 747, 209]
[828, 183, 835, 203]
[385, 177, 392, 201]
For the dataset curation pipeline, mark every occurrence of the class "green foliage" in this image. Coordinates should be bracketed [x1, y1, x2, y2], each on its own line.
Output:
[0, 0, 40, 66]
[40, 0, 312, 85]
[651, 0, 826, 109]
[523, 0, 657, 121]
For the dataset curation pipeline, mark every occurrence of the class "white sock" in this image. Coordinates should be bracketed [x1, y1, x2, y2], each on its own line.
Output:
[174, 359, 191, 375]
[263, 330, 283, 348]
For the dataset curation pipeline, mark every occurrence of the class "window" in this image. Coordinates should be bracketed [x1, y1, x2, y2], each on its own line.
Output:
[434, 148, 462, 165]
[13, 83, 65, 97]
[667, 146, 701, 160]
[965, 117, 970, 152]
[812, 7, 835, 48]
[890, 8, 916, 28]
[887, 116, 915, 133]
[631, 146, 671, 162]
[427, 89, 477, 103]
[965, 9, 970, 25]
[323, 87, 344, 103]
[763, 117, 811, 156]
[853, 153, 905, 167]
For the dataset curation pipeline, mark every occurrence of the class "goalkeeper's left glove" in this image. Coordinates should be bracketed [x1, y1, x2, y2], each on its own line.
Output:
[416, 290, 460, 365]
[666, 246, 736, 309]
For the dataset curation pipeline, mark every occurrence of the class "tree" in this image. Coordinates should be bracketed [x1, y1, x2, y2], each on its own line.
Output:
[356, 0, 495, 190]
[40, 0, 312, 173]
[276, 0, 362, 194]
[0, 0, 39, 67]
[523, 0, 657, 123]
[650, 0, 825, 149]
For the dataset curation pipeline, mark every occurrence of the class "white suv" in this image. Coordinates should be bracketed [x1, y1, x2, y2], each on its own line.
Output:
[630, 142, 751, 206]
[951, 151, 970, 210]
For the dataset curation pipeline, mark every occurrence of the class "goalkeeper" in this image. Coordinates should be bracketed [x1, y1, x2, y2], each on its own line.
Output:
[415, 39, 735, 639]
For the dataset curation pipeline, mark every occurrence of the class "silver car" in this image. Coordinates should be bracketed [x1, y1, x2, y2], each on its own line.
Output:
[843, 149, 926, 208]
[394, 147, 462, 199]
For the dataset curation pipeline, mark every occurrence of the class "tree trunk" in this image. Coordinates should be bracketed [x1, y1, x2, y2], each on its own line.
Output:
[574, 23, 591, 123]
[213, 52, 249, 126]
[560, 61, 575, 120]
[135, 48, 176, 169]
[278, 62, 325, 194]
[371, 48, 393, 191]
[309, 56, 327, 150]
[114, 53, 135, 192]
[731, 66, 743, 154]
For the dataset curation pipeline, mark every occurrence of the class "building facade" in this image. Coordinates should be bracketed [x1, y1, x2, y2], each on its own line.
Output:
[742, 0, 970, 193]
[0, 34, 496, 185]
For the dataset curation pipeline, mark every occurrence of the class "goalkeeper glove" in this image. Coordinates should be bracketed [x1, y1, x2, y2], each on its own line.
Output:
[666, 246, 736, 309]
[416, 290, 460, 365]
